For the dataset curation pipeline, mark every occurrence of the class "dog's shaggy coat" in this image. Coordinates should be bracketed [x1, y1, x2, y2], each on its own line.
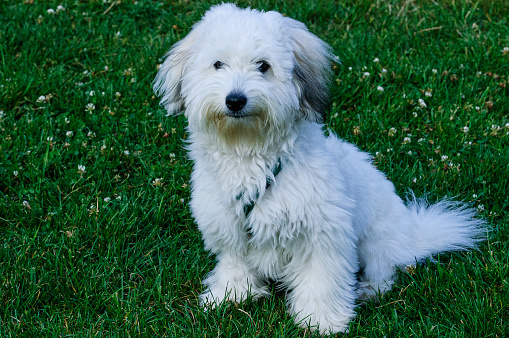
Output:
[154, 3, 485, 334]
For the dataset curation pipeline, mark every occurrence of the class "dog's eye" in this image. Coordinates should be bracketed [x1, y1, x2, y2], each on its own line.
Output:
[257, 61, 270, 73]
[213, 61, 223, 70]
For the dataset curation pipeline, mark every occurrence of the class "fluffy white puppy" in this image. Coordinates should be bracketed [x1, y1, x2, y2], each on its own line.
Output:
[154, 3, 485, 334]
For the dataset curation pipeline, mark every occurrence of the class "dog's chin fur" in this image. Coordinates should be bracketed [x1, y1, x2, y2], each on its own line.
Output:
[154, 3, 486, 334]
[203, 108, 274, 152]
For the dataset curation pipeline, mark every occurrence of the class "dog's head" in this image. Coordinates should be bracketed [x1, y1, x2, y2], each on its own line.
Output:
[154, 3, 336, 148]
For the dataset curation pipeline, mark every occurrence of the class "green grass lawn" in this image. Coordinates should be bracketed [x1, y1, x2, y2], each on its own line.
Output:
[1, 0, 508, 336]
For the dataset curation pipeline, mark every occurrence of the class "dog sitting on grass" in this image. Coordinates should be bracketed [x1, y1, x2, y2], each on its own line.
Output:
[153, 3, 485, 334]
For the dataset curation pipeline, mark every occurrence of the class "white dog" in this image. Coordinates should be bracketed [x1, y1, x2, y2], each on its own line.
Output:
[154, 3, 485, 334]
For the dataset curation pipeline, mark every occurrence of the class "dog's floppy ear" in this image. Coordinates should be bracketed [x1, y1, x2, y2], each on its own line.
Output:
[282, 17, 338, 122]
[153, 28, 199, 115]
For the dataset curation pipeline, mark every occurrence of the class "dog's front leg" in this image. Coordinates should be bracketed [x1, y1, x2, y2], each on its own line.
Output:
[199, 251, 269, 307]
[284, 239, 358, 334]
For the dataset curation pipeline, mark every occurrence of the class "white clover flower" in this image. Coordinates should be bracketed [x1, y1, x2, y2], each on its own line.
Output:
[432, 69, 438, 74]
[89, 90, 95, 96]
[472, 194, 478, 198]
[373, 57, 379, 63]
[477, 204, 485, 211]
[56, 5, 65, 12]
[124, 150, 130, 156]
[381, 68, 387, 74]
[403, 137, 411, 144]
[116, 31, 121, 37]
[115, 92, 121, 98]
[65, 117, 70, 124]
[425, 91, 432, 97]
[412, 112, 418, 117]
[85, 103, 95, 112]
[47, 9, 55, 14]
[23, 200, 31, 209]
[475, 106, 480, 111]
[104, 65, 109, 71]
[0, 111, 4, 118]
[77, 165, 86, 174]
[363, 72, 370, 77]
[502, 47, 509, 55]
[87, 131, 96, 138]
[13, 171, 18, 177]
[462, 126, 469, 133]
[66, 131, 73, 137]
[88, 203, 98, 214]
[388, 127, 397, 137]
[47, 136, 53, 142]
[376, 86, 384, 92]
[387, 148, 393, 153]
[418, 98, 427, 108]
[152, 178, 163, 186]
[104, 197, 111, 203]
[348, 67, 353, 71]
[412, 177, 417, 183]
[441, 155, 448, 161]
[37, 95, 46, 103]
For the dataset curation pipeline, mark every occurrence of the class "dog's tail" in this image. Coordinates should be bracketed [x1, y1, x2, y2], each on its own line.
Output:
[404, 196, 487, 262]
[358, 195, 487, 299]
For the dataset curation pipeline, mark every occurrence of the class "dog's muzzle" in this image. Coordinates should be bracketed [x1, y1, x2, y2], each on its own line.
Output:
[225, 92, 247, 117]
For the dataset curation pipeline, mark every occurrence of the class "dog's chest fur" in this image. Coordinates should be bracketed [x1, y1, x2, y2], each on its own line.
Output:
[189, 148, 313, 277]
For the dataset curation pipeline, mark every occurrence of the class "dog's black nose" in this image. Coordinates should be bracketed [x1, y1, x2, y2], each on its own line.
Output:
[225, 93, 247, 112]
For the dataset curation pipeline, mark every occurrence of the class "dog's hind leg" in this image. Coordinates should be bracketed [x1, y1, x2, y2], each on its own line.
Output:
[355, 201, 415, 300]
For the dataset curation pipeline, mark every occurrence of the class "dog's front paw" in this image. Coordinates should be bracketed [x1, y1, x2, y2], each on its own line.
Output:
[199, 261, 269, 308]
[199, 288, 224, 308]
[292, 308, 351, 335]
[199, 281, 268, 308]
[287, 277, 357, 334]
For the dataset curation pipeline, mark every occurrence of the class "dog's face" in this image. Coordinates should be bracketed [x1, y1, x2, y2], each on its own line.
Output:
[154, 4, 336, 149]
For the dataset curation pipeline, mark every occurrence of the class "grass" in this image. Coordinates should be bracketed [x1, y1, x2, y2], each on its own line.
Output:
[0, 0, 508, 336]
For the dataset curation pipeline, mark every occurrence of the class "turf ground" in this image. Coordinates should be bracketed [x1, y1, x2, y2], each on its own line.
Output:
[0, 0, 508, 336]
